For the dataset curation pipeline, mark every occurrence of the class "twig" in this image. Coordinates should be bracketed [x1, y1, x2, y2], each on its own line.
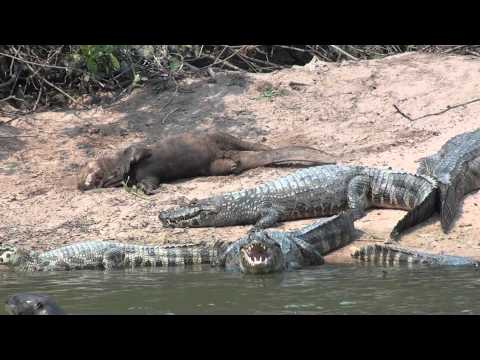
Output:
[32, 86, 42, 112]
[415, 98, 480, 119]
[394, 98, 480, 122]
[466, 49, 480, 57]
[0, 95, 24, 103]
[160, 107, 179, 124]
[275, 45, 311, 53]
[236, 53, 283, 70]
[209, 57, 243, 71]
[0, 117, 20, 125]
[0, 51, 71, 70]
[183, 62, 200, 71]
[0, 108, 30, 119]
[0, 135, 36, 138]
[0, 76, 16, 89]
[442, 45, 468, 54]
[419, 45, 434, 52]
[355, 239, 386, 243]
[393, 104, 414, 121]
[158, 85, 178, 113]
[329, 45, 359, 61]
[22, 62, 85, 109]
[206, 67, 216, 80]
[200, 47, 245, 71]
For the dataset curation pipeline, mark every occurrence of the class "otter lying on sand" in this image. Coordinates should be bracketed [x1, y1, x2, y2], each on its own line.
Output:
[77, 130, 335, 194]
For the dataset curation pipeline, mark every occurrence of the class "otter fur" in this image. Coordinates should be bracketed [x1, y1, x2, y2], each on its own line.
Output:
[77, 130, 334, 194]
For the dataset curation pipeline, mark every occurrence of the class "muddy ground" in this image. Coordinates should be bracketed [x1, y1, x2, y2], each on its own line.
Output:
[2, 52, 480, 264]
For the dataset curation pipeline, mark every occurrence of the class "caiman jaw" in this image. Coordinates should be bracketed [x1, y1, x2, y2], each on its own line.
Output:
[0, 246, 17, 265]
[239, 241, 281, 274]
[158, 204, 219, 228]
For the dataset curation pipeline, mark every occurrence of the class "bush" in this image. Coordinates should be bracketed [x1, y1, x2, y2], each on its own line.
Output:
[1, 45, 479, 115]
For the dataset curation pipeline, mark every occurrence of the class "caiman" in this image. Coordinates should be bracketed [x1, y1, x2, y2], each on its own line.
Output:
[351, 243, 479, 267]
[0, 212, 355, 274]
[417, 128, 480, 232]
[158, 165, 438, 241]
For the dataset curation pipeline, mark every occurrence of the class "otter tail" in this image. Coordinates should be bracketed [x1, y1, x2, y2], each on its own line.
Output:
[234, 146, 335, 172]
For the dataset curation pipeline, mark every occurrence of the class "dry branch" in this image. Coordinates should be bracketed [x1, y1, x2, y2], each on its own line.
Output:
[394, 98, 480, 121]
[1, 45, 480, 114]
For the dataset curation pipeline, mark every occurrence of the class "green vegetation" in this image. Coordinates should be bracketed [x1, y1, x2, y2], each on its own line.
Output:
[77, 45, 123, 76]
[121, 178, 151, 200]
[256, 86, 287, 101]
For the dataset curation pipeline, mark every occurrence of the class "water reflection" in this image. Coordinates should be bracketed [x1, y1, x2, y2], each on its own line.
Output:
[1, 264, 479, 315]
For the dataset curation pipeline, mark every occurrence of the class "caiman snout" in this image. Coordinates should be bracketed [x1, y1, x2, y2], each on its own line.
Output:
[0, 245, 16, 265]
[239, 236, 283, 274]
[158, 204, 219, 228]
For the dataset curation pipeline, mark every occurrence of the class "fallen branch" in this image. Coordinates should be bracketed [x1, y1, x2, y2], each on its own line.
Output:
[393, 104, 414, 121]
[0, 117, 20, 125]
[442, 45, 468, 54]
[160, 107, 179, 124]
[394, 98, 480, 121]
[0, 135, 36, 138]
[32, 86, 42, 112]
[0, 95, 24, 103]
[157, 84, 178, 113]
[22, 61, 86, 109]
[0, 76, 16, 89]
[329, 45, 359, 61]
[274, 45, 311, 53]
[0, 51, 71, 70]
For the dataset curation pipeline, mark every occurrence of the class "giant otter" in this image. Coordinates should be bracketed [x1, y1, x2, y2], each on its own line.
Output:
[77, 130, 335, 194]
[5, 293, 66, 315]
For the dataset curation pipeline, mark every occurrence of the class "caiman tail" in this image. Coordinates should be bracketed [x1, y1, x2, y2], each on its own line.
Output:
[439, 179, 465, 233]
[351, 243, 479, 267]
[292, 211, 355, 255]
[234, 146, 335, 172]
[389, 186, 438, 240]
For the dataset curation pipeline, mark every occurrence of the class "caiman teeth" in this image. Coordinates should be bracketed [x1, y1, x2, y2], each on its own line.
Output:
[241, 248, 269, 266]
[245, 243, 267, 251]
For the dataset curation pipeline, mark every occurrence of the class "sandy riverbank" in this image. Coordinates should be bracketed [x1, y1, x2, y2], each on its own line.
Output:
[2, 52, 480, 263]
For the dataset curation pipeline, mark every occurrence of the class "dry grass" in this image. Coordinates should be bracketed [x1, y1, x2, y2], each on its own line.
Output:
[1, 45, 479, 117]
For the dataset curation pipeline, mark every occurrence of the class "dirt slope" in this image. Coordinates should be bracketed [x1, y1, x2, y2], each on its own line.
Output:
[2, 52, 480, 263]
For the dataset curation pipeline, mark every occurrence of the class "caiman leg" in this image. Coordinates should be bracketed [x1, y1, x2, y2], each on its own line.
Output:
[347, 175, 371, 220]
[102, 247, 126, 270]
[251, 175, 371, 230]
[388, 190, 437, 243]
[254, 207, 283, 229]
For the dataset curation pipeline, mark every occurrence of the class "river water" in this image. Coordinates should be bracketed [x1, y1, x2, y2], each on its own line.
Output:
[1, 264, 479, 315]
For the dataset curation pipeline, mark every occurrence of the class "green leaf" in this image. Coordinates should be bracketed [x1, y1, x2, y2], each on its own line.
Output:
[168, 58, 181, 71]
[110, 54, 120, 71]
[86, 57, 98, 74]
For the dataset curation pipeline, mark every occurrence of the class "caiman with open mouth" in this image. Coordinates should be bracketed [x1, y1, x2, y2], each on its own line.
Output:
[0, 213, 354, 274]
